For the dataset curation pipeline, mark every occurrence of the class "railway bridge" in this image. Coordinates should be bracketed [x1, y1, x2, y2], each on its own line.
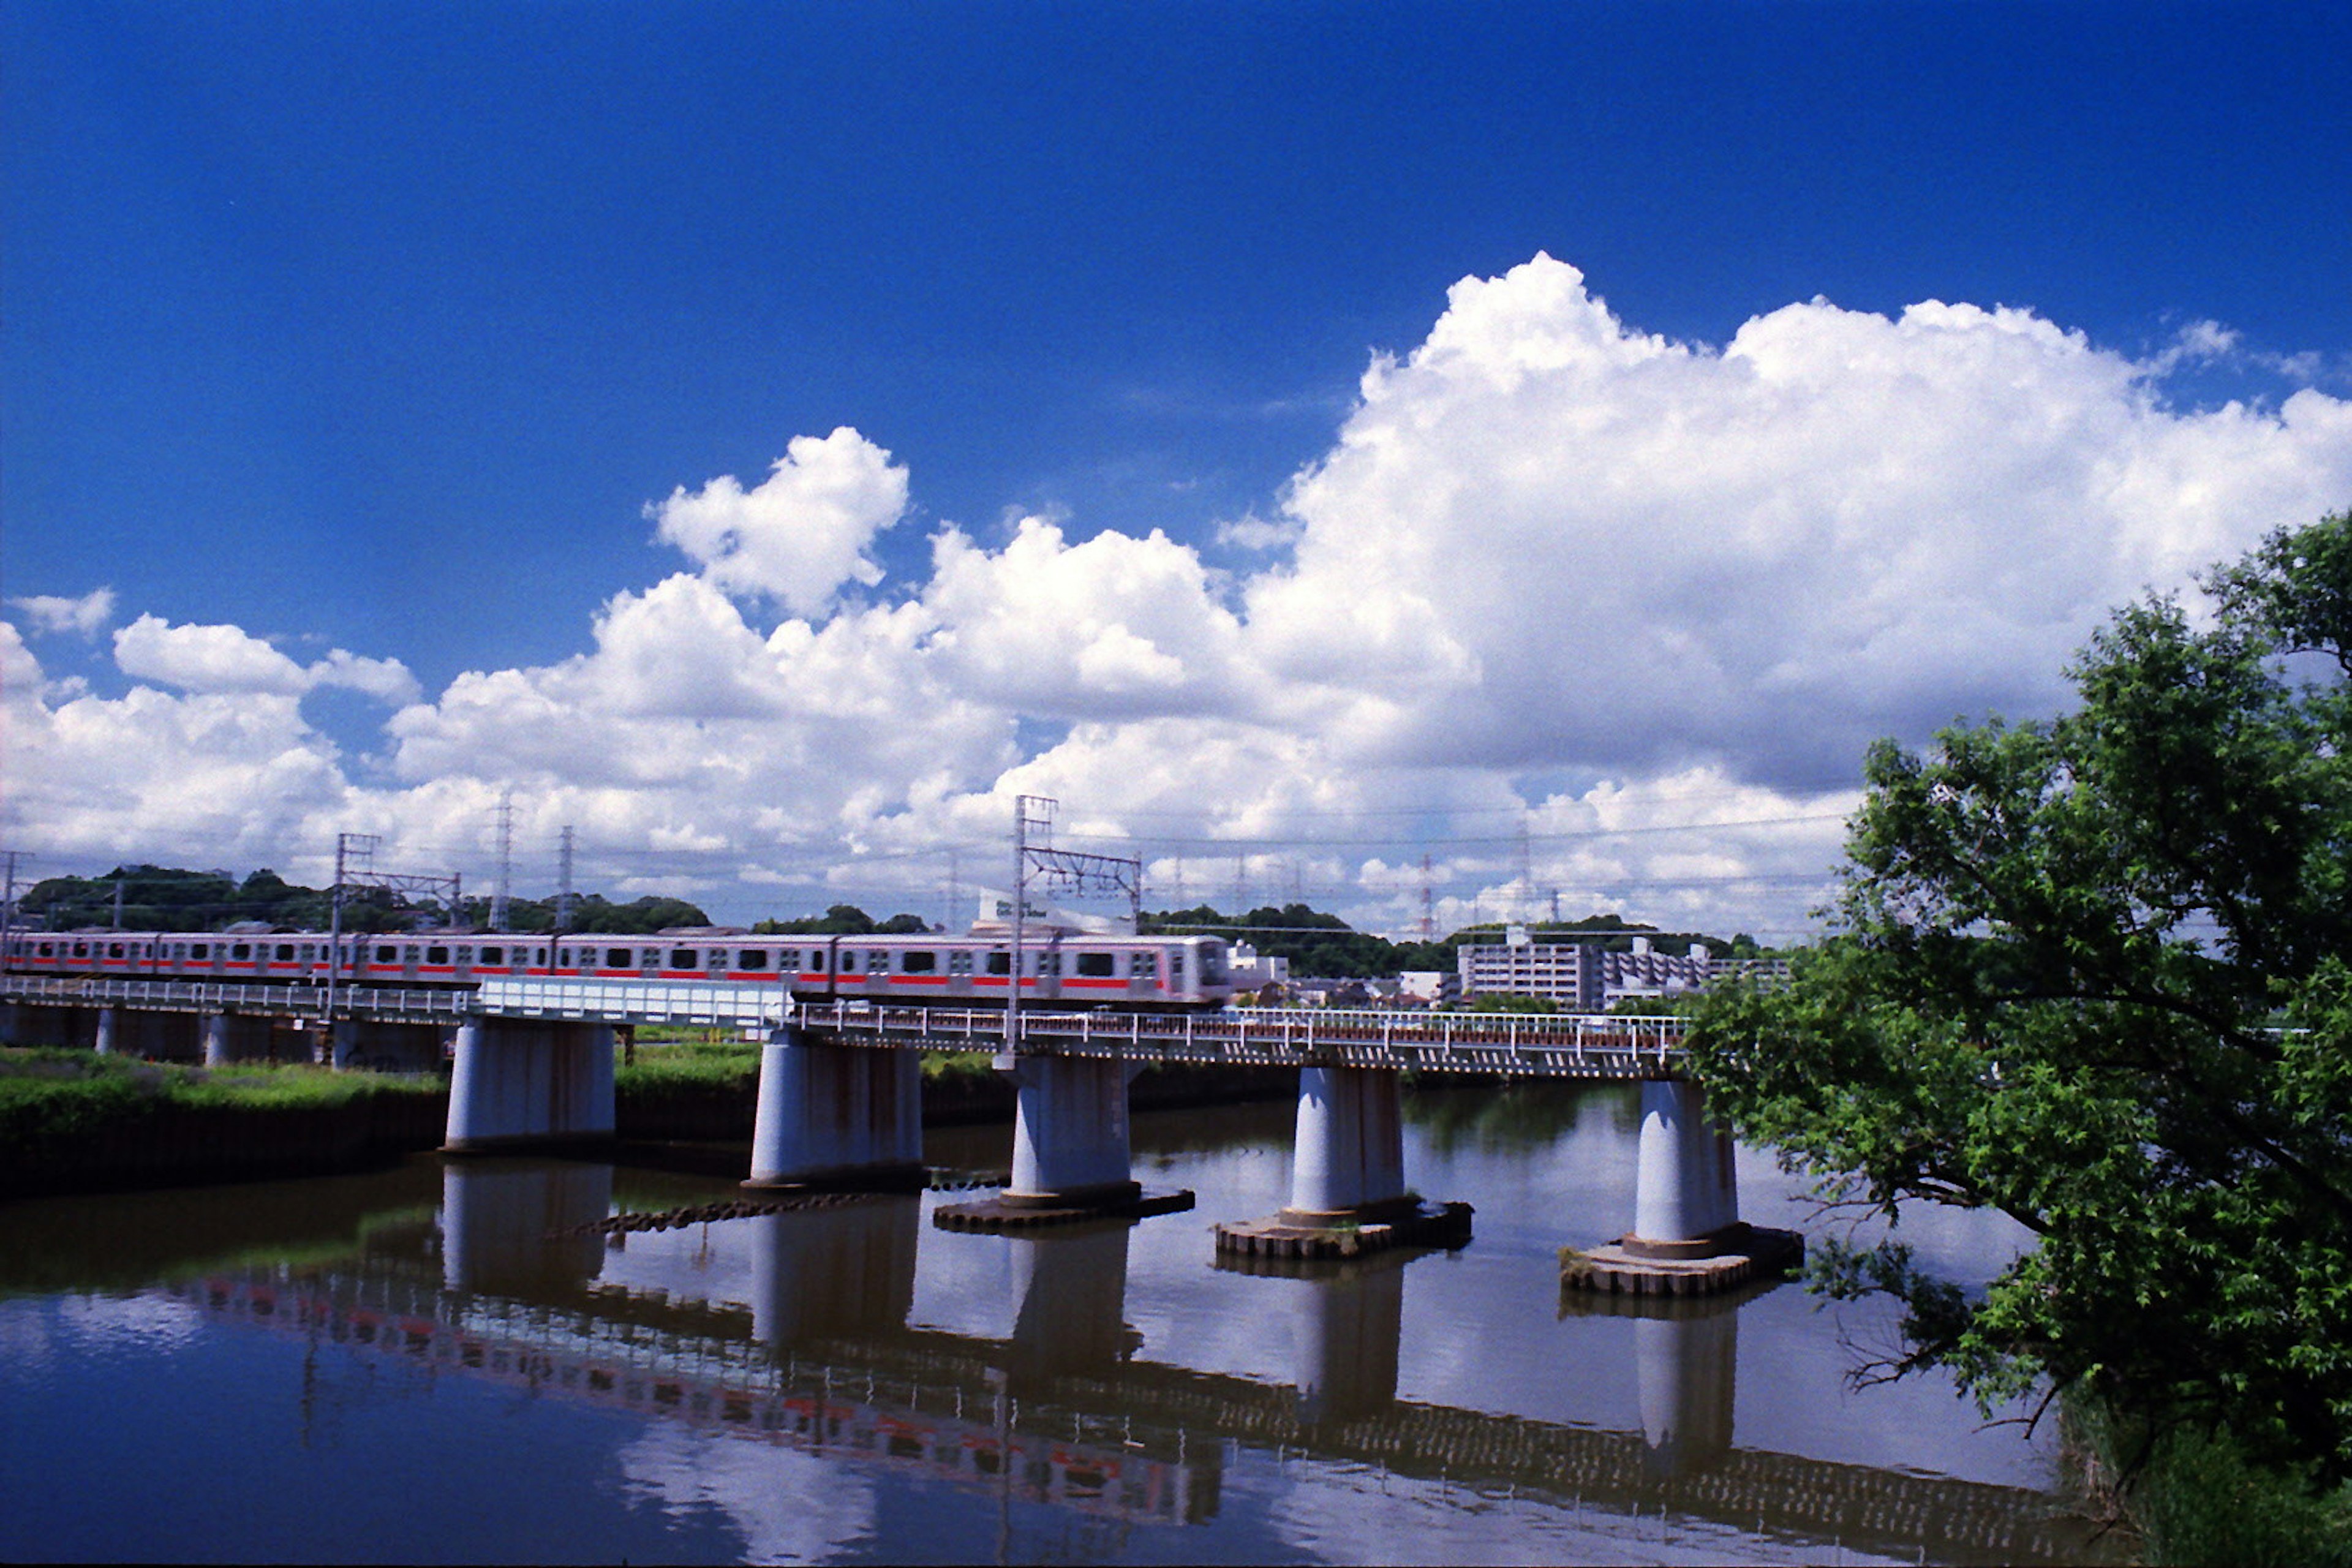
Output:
[0, 974, 1736, 1263]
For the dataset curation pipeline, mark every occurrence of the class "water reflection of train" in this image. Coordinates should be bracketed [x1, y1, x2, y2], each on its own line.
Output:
[1, 928, 1235, 1011]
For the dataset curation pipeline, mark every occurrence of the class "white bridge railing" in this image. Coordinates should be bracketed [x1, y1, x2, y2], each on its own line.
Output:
[477, 978, 798, 1028]
[0, 975, 473, 1021]
[4, 974, 1688, 1077]
[794, 1003, 1687, 1078]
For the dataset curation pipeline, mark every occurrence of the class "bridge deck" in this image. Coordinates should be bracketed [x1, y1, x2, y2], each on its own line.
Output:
[2, 974, 1688, 1078]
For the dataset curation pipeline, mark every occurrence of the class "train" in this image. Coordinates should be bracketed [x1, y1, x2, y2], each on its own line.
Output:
[0, 926, 1238, 1011]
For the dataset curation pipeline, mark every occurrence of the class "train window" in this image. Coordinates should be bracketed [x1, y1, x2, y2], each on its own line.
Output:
[375, 945, 398, 963]
[841, 951, 860, 973]
[533, 948, 548, 964]
[557, 948, 573, 965]
[427, 946, 449, 966]
[900, 951, 937, 974]
[949, 949, 972, 976]
[72, 942, 88, 957]
[1076, 952, 1115, 978]
[869, 950, 891, 975]
[456, 946, 473, 964]
[738, 949, 767, 971]
[232, 943, 251, 961]
[986, 951, 1010, 976]
[300, 944, 314, 962]
[606, 948, 631, 968]
[109, 943, 126, 959]
[670, 949, 696, 969]
[192, 943, 208, 960]
[1170, 951, 1185, 986]
[270, 943, 290, 961]
[480, 946, 503, 965]
[37, 942, 53, 957]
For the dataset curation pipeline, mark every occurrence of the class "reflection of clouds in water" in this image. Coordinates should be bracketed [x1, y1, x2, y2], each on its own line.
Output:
[45, 1292, 208, 1356]
[905, 1218, 1020, 1342]
[616, 1420, 878, 1562]
[0, 1300, 58, 1372]
[1259, 1454, 1913, 1567]
[595, 1218, 766, 1313]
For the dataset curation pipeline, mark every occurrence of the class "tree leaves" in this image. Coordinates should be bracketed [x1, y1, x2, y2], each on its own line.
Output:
[1690, 510, 2352, 1484]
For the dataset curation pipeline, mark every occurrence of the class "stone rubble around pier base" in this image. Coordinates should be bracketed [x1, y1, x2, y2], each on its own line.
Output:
[932, 1186, 1196, 1232]
[1560, 1222, 1804, 1298]
[1213, 1199, 1474, 1262]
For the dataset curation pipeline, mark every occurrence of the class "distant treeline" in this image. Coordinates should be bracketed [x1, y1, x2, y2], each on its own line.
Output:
[8, 866, 1777, 971]
[9, 865, 712, 936]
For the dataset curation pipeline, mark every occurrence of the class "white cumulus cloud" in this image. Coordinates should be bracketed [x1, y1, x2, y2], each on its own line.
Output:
[7, 255, 2351, 940]
[651, 426, 911, 616]
[7, 587, 117, 638]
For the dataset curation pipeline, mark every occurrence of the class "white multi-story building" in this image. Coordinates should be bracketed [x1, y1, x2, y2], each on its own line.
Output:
[1455, 929, 1768, 1011]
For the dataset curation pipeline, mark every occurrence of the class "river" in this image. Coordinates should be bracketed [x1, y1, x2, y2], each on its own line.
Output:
[0, 1083, 2119, 1564]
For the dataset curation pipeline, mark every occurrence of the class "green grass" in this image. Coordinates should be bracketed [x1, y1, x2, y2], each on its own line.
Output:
[2065, 1394, 2352, 1566]
[0, 1046, 442, 1149]
[615, 1030, 761, 1095]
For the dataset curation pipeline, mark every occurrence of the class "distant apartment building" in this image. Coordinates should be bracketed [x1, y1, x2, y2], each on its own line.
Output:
[1454, 926, 1785, 1011]
[1395, 970, 1459, 1007]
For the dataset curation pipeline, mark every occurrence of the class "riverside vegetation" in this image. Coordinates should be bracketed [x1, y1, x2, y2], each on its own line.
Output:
[1690, 512, 2352, 1564]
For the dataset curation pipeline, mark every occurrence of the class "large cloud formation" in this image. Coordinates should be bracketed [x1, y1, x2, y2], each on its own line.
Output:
[7, 257, 2348, 935]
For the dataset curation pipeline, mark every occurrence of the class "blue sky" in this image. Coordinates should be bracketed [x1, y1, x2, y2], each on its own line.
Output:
[5, 2, 2350, 934]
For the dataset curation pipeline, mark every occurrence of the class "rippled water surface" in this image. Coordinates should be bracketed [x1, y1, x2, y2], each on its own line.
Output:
[0, 1084, 2117, 1564]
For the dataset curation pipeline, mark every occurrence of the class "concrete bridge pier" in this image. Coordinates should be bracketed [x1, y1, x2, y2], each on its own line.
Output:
[1627, 1079, 1740, 1255]
[440, 1161, 614, 1295]
[1215, 1065, 1471, 1259]
[1004, 1055, 1143, 1210]
[744, 1025, 924, 1190]
[1286, 1066, 1409, 1223]
[748, 1195, 921, 1346]
[932, 1054, 1194, 1228]
[94, 1006, 118, 1057]
[443, 1019, 616, 1154]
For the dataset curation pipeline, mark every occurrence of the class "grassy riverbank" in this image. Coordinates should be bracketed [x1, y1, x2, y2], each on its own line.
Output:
[3, 1033, 1297, 1196]
[2066, 1396, 2352, 1566]
[0, 1047, 447, 1197]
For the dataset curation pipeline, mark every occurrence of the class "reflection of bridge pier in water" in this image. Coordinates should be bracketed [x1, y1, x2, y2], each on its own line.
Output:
[1634, 1298, 1738, 1477]
[747, 1196, 921, 1347]
[439, 1160, 612, 1296]
[1005, 1221, 1136, 1382]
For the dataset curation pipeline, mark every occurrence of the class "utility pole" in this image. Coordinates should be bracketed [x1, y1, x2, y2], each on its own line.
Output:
[1232, 856, 1246, 918]
[1420, 852, 1434, 943]
[491, 790, 514, 933]
[1517, 819, 1535, 924]
[556, 826, 576, 934]
[326, 832, 379, 1029]
[112, 878, 124, 930]
[946, 848, 962, 933]
[0, 850, 28, 954]
[1007, 796, 1141, 1055]
[1009, 797, 1041, 1057]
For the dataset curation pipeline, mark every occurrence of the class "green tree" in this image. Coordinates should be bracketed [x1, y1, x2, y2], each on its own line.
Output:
[1689, 512, 2352, 1484]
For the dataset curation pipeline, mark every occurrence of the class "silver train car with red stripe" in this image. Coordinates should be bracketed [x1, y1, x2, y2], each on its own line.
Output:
[2, 928, 1236, 1011]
